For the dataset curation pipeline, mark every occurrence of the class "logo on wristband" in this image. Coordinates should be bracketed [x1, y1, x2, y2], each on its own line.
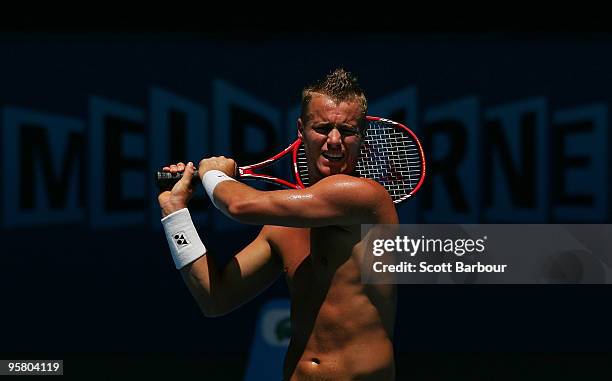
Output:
[173, 232, 190, 248]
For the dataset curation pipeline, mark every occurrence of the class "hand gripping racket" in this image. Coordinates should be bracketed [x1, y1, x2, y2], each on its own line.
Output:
[155, 116, 426, 204]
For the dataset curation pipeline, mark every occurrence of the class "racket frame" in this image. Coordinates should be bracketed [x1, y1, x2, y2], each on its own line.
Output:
[235, 116, 426, 203]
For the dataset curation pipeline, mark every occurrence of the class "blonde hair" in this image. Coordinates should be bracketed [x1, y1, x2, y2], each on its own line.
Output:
[301, 68, 367, 124]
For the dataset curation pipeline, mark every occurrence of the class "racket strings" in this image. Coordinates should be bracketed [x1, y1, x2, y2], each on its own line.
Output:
[356, 121, 422, 202]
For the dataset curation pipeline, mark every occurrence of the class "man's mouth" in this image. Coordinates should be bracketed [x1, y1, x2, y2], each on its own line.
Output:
[322, 151, 345, 162]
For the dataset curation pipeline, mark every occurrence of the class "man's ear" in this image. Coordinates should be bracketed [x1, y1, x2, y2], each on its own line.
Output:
[297, 118, 304, 139]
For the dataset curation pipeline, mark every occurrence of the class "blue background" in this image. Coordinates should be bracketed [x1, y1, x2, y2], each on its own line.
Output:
[1, 29, 612, 378]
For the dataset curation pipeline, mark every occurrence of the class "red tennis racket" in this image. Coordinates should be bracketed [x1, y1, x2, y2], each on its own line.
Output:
[155, 116, 426, 204]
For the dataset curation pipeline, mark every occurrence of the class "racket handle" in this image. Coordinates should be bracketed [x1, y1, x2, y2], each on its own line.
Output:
[155, 164, 240, 191]
[154, 171, 197, 191]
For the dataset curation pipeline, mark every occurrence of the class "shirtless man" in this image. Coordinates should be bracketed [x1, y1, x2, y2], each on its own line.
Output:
[158, 69, 399, 381]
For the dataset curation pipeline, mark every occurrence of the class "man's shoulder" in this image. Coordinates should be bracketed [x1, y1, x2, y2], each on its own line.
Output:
[318, 173, 386, 190]
[312, 174, 397, 223]
[316, 174, 392, 205]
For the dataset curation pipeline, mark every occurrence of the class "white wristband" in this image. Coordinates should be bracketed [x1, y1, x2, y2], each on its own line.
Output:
[161, 208, 207, 269]
[202, 170, 237, 208]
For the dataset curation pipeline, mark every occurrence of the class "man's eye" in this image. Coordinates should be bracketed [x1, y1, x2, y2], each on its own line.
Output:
[312, 126, 359, 137]
[340, 128, 358, 136]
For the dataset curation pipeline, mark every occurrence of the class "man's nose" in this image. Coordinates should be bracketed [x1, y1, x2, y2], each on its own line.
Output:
[327, 128, 342, 148]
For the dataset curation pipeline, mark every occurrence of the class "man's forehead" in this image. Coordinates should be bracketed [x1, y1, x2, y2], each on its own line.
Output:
[306, 94, 362, 122]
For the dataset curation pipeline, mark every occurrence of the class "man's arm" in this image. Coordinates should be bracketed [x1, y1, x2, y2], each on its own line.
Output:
[180, 226, 282, 317]
[211, 174, 398, 227]
[159, 162, 283, 317]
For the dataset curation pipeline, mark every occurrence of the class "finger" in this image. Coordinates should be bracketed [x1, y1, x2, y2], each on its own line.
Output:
[183, 162, 194, 177]
[162, 166, 171, 172]
[169, 164, 178, 173]
[179, 162, 195, 185]
[177, 162, 185, 171]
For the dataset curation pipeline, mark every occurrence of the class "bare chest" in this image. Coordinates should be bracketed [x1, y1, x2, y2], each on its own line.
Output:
[269, 225, 363, 288]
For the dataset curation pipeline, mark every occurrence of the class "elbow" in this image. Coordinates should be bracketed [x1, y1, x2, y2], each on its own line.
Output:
[226, 198, 247, 218]
[226, 195, 262, 224]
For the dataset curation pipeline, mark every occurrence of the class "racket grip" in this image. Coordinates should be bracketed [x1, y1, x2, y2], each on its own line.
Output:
[154, 171, 197, 191]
